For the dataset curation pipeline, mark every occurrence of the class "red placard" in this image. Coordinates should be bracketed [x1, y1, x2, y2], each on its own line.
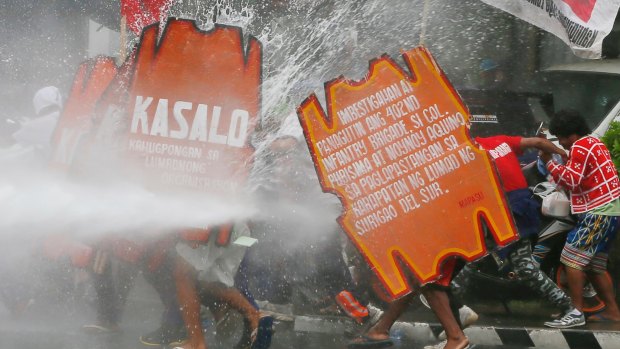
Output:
[125, 19, 262, 196]
[298, 47, 518, 298]
[50, 57, 118, 170]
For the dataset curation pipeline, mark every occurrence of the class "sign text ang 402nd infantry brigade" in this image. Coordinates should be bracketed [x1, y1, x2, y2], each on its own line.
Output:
[298, 47, 518, 298]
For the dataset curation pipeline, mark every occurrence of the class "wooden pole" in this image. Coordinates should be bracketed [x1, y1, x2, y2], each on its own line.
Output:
[419, 0, 431, 46]
[118, 15, 128, 65]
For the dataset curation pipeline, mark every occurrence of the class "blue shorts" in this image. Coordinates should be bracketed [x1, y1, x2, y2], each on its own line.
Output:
[560, 212, 618, 273]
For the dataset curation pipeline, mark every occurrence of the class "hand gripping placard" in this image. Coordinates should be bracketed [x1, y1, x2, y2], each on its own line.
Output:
[297, 47, 518, 298]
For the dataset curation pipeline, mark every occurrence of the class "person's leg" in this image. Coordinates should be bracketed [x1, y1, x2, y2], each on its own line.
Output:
[584, 216, 620, 321]
[422, 287, 468, 349]
[362, 292, 414, 340]
[509, 238, 575, 313]
[147, 257, 185, 326]
[141, 256, 187, 345]
[316, 231, 356, 295]
[541, 213, 617, 328]
[587, 270, 620, 320]
[89, 252, 120, 330]
[564, 266, 586, 311]
[199, 281, 261, 349]
[174, 255, 207, 349]
[107, 258, 138, 326]
[447, 289, 464, 329]
[318, 235, 371, 323]
[200, 281, 260, 332]
[559, 213, 617, 314]
[234, 253, 259, 310]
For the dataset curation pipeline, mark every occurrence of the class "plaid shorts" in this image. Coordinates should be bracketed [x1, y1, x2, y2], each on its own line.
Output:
[560, 212, 618, 273]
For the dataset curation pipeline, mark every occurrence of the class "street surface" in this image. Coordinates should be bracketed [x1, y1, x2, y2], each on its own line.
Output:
[1, 275, 618, 349]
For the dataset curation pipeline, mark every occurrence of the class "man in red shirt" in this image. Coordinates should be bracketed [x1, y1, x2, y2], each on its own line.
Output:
[475, 134, 584, 328]
[541, 109, 620, 326]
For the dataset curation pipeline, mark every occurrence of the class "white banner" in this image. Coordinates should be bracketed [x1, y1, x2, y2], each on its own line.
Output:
[480, 0, 620, 59]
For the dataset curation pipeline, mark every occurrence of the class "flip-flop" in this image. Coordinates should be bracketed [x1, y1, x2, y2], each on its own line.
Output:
[347, 335, 393, 348]
[250, 316, 274, 349]
[587, 313, 620, 322]
[81, 324, 121, 334]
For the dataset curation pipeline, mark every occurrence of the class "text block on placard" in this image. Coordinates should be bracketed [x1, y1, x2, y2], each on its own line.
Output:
[298, 47, 518, 298]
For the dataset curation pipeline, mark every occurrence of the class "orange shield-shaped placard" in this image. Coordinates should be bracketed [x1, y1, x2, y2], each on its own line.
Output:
[50, 56, 118, 170]
[126, 19, 261, 195]
[298, 47, 518, 298]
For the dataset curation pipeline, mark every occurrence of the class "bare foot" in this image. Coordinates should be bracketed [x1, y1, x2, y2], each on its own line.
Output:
[246, 311, 262, 344]
[363, 329, 390, 341]
[443, 337, 469, 349]
[587, 312, 620, 322]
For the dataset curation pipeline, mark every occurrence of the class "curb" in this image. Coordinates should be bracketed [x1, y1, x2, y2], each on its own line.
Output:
[294, 316, 620, 349]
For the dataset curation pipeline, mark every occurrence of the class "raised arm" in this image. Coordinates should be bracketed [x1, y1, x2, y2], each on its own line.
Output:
[520, 137, 567, 159]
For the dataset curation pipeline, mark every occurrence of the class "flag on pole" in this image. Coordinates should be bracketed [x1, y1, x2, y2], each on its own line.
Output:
[480, 0, 620, 59]
[121, 0, 173, 35]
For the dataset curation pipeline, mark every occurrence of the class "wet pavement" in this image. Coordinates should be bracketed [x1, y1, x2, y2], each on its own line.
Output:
[1, 275, 619, 349]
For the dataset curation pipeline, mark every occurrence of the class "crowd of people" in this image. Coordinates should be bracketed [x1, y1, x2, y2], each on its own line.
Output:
[1, 84, 619, 349]
[0, 62, 619, 349]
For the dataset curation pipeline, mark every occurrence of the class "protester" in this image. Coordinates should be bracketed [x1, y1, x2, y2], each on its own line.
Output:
[140, 240, 189, 346]
[12, 86, 62, 151]
[172, 222, 271, 349]
[541, 109, 620, 326]
[470, 132, 585, 328]
[139, 232, 266, 348]
[248, 111, 370, 324]
[1, 86, 63, 167]
[349, 259, 469, 349]
[82, 240, 139, 334]
[0, 86, 63, 318]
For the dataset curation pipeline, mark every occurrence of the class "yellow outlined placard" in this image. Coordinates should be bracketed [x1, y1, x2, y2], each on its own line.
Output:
[298, 47, 518, 298]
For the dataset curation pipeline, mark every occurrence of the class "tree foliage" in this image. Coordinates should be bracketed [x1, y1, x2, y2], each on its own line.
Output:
[602, 121, 620, 171]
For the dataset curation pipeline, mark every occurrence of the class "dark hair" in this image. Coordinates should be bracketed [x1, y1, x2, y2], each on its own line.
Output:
[549, 109, 591, 138]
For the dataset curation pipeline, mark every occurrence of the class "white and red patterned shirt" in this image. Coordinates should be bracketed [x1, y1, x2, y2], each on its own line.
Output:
[547, 136, 620, 214]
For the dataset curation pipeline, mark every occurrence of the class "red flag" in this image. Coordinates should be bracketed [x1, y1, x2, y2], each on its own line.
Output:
[481, 0, 620, 58]
[121, 0, 172, 34]
[563, 0, 597, 22]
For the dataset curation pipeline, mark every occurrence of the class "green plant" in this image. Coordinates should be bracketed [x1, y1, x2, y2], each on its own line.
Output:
[602, 120, 620, 171]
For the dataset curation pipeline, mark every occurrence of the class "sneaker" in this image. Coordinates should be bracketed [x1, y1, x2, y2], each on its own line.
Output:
[544, 311, 585, 329]
[438, 306, 479, 340]
[344, 304, 383, 338]
[139, 325, 188, 346]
